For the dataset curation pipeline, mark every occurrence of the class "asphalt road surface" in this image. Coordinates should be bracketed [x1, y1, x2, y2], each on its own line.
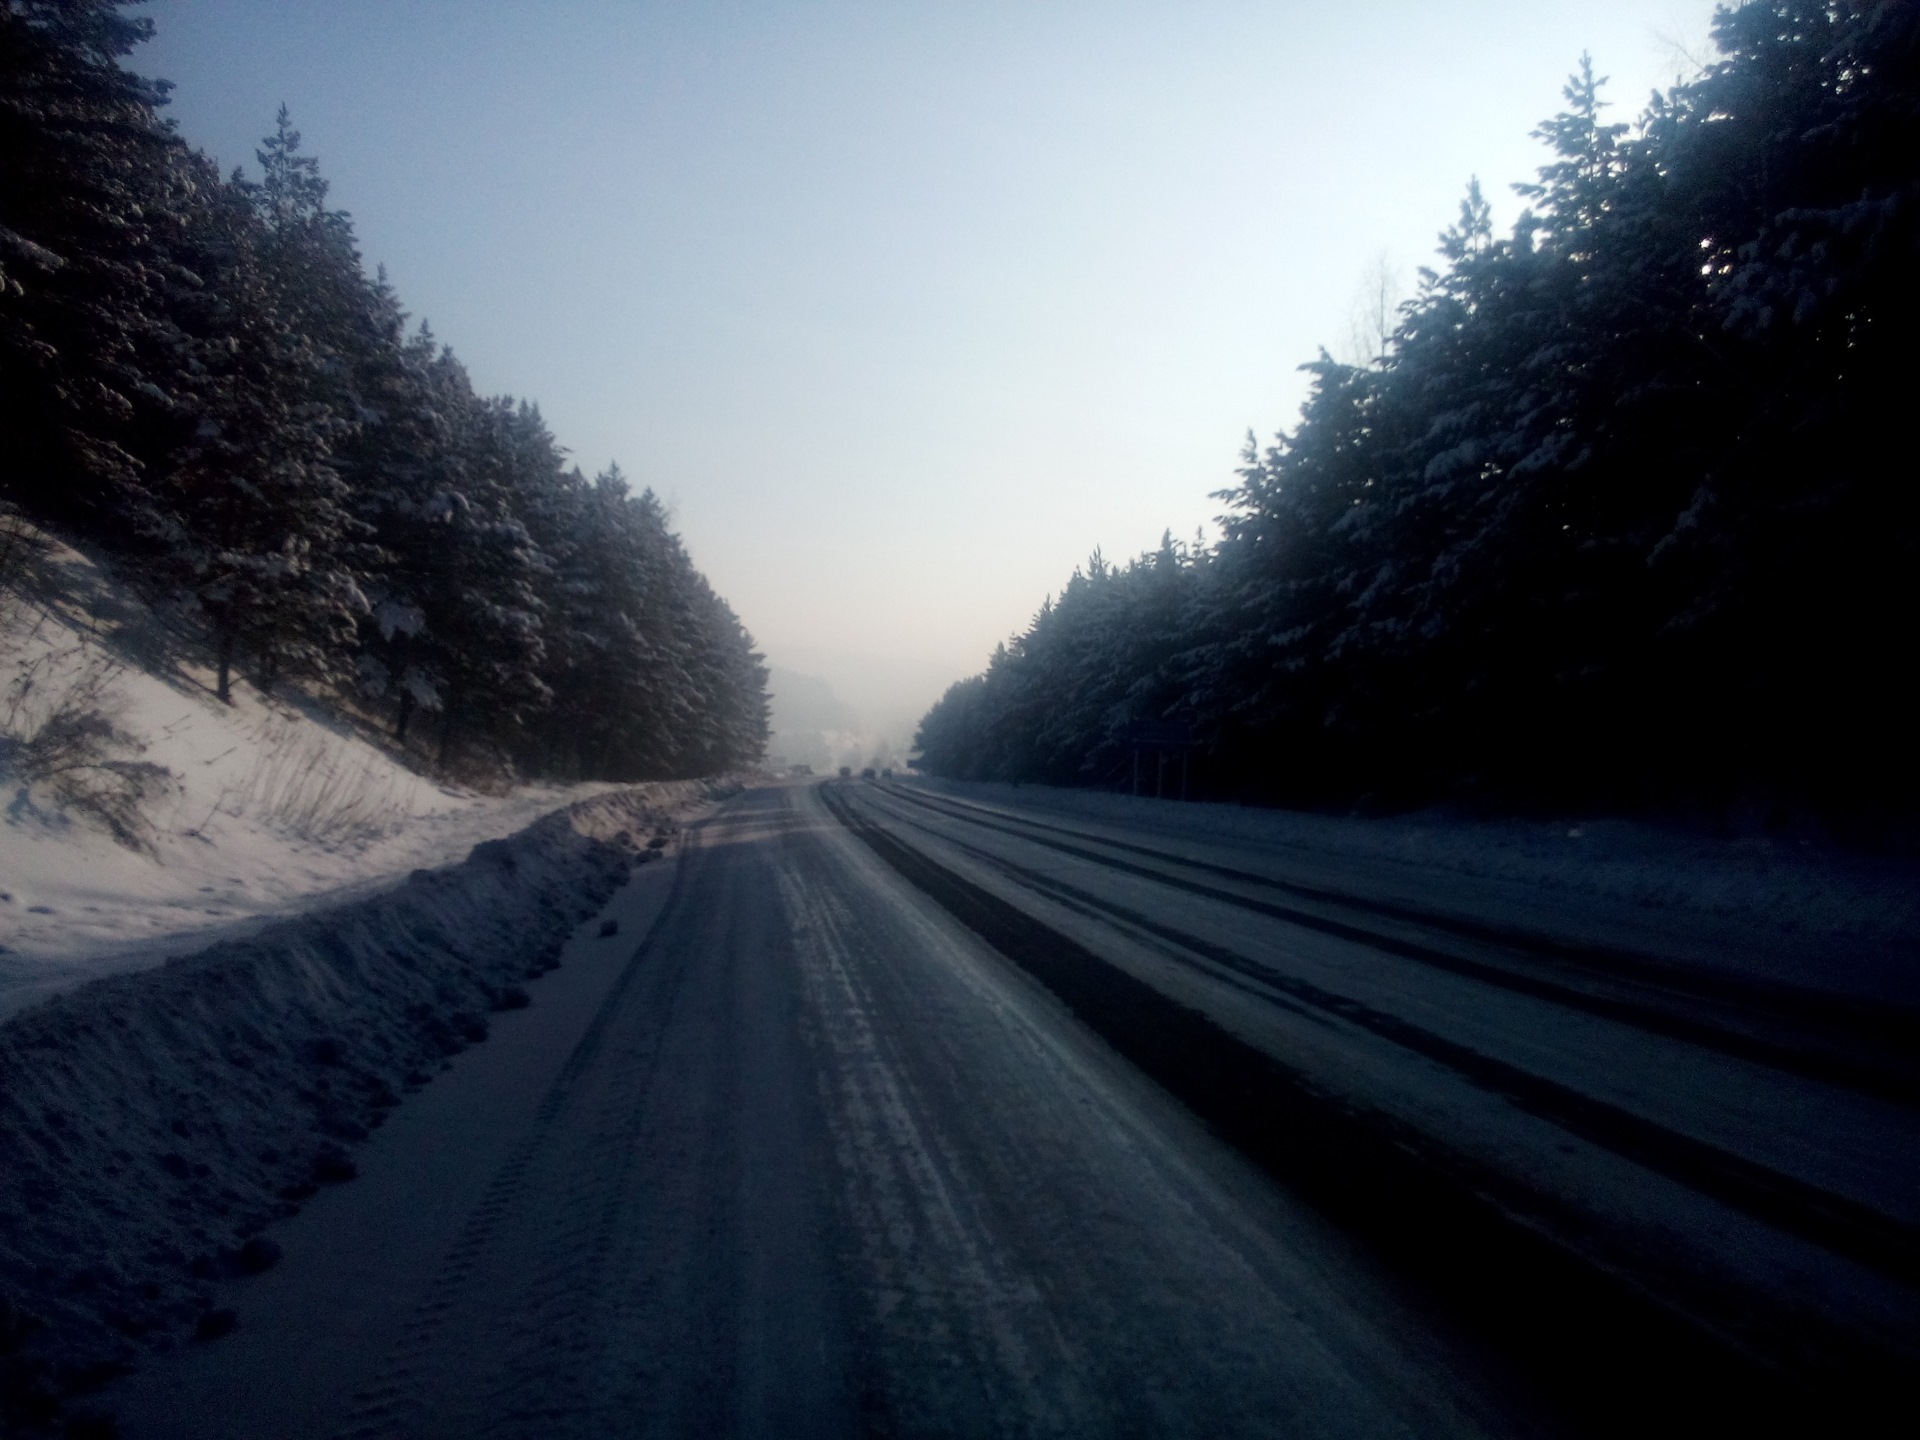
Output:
[111, 779, 1918, 1436]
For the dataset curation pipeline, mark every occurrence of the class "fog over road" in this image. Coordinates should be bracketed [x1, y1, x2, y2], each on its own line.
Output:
[114, 779, 1917, 1436]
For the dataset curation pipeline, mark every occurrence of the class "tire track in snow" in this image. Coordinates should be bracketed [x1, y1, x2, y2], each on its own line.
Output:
[820, 779, 1899, 1421]
[330, 838, 703, 1439]
[878, 783, 1920, 1106]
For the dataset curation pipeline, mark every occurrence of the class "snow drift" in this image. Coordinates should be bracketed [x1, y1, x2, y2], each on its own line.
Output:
[0, 780, 729, 1433]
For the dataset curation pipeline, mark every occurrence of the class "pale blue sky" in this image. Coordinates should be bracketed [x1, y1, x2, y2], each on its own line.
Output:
[142, 0, 1718, 727]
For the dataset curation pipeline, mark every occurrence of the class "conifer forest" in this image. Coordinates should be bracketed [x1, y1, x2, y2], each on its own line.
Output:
[1, 0, 768, 780]
[915, 2, 1918, 833]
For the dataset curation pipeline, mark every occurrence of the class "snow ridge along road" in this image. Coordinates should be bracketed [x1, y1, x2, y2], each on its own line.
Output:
[0, 785, 714, 1436]
[828, 778, 1920, 1414]
[114, 781, 1569, 1439]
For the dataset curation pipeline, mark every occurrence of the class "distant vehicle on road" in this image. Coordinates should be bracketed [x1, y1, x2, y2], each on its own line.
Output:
[789, 764, 813, 776]
[860, 767, 877, 780]
[881, 768, 892, 779]
[839, 766, 852, 778]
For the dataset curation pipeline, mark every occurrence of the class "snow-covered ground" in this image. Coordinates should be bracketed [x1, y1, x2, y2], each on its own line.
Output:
[0, 530, 621, 1021]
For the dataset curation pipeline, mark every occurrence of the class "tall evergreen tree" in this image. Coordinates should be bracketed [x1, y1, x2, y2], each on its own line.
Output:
[919, 3, 1920, 825]
[152, 131, 368, 701]
[0, 0, 189, 525]
[0, 3, 780, 784]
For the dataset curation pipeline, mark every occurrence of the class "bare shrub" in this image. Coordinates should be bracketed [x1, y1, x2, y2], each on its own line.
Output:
[0, 504, 54, 656]
[0, 643, 176, 852]
[0, 502, 52, 600]
[231, 715, 413, 847]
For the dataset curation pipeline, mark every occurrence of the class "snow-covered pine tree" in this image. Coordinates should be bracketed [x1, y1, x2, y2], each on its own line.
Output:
[155, 159, 366, 702]
[0, 0, 192, 528]
[343, 313, 468, 742]
[410, 391, 552, 766]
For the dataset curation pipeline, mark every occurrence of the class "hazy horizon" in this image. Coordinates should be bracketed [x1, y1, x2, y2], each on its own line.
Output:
[141, 0, 1719, 735]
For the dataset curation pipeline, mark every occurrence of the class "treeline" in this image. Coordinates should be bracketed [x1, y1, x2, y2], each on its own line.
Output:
[0, 0, 766, 779]
[918, 1, 1918, 827]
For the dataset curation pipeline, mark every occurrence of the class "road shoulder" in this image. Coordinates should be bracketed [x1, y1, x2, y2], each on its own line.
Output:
[106, 830, 692, 1439]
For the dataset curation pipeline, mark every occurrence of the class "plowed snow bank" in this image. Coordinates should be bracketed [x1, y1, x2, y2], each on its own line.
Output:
[0, 781, 730, 1433]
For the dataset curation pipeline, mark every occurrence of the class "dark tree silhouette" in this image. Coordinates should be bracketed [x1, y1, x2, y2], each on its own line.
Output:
[919, 3, 1920, 832]
[0, 3, 768, 775]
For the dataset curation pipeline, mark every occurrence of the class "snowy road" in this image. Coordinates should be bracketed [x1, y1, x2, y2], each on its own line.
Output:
[109, 779, 1916, 1435]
